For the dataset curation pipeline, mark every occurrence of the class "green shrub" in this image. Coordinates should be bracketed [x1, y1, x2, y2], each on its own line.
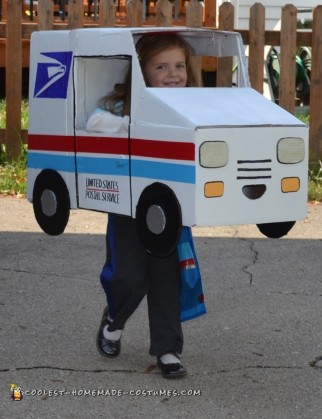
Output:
[0, 99, 29, 129]
[0, 144, 27, 196]
[308, 160, 322, 202]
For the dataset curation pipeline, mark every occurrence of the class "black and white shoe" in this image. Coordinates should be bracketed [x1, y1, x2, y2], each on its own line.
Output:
[157, 353, 187, 378]
[96, 307, 121, 358]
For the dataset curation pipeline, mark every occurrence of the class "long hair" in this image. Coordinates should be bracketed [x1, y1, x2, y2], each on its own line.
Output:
[99, 33, 202, 116]
[98, 63, 132, 116]
[136, 33, 202, 87]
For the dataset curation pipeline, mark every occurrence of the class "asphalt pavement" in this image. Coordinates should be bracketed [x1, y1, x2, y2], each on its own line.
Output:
[1, 196, 322, 418]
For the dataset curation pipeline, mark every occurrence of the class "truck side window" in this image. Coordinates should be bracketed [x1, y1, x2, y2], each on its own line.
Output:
[74, 56, 131, 131]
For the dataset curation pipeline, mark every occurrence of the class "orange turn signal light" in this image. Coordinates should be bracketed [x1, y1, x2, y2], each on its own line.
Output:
[204, 181, 224, 198]
[281, 177, 300, 193]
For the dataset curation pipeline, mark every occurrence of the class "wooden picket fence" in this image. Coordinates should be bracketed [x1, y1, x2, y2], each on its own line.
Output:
[0, 1, 322, 162]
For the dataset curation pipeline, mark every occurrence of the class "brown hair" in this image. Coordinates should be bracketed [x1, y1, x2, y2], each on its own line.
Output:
[99, 33, 202, 116]
[135, 33, 202, 87]
[98, 64, 132, 116]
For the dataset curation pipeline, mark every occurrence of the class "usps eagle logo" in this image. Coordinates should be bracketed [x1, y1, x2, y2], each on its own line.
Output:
[34, 51, 73, 99]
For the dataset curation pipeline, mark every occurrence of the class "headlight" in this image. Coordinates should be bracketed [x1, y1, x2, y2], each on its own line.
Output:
[277, 137, 305, 164]
[199, 141, 228, 168]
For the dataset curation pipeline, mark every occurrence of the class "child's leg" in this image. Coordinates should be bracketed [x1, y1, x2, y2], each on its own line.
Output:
[100, 214, 148, 331]
[146, 250, 183, 356]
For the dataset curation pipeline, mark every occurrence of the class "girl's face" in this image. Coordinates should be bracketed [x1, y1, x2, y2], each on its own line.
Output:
[144, 47, 188, 87]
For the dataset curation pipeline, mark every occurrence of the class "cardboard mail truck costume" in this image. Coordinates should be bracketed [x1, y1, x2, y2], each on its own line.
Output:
[27, 27, 308, 256]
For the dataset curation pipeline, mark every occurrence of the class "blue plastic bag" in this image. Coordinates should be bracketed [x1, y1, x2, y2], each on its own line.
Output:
[178, 227, 206, 322]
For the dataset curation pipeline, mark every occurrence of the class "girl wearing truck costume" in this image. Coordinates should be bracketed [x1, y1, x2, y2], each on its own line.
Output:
[87, 33, 205, 379]
[27, 26, 308, 378]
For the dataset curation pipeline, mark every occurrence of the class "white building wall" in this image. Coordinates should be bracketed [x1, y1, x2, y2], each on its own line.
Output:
[218, 0, 317, 29]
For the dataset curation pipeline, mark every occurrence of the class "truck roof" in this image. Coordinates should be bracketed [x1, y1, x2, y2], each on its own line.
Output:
[31, 26, 246, 60]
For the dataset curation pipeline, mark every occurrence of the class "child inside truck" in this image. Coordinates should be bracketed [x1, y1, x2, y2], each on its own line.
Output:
[86, 33, 203, 379]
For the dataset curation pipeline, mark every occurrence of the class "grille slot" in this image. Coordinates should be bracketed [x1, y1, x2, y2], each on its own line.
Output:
[237, 159, 272, 180]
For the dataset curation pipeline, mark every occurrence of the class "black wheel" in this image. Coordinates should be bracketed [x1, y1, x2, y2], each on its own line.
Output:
[257, 221, 295, 239]
[136, 183, 182, 257]
[33, 169, 70, 236]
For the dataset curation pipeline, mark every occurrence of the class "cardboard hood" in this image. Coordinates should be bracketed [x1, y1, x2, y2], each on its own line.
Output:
[134, 87, 306, 129]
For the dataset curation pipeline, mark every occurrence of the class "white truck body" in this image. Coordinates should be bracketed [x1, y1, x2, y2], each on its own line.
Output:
[27, 27, 308, 255]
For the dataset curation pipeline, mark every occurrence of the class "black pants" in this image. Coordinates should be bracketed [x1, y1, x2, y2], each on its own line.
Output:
[100, 214, 183, 356]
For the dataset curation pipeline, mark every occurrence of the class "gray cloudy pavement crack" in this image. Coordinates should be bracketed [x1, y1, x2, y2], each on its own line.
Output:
[240, 238, 258, 284]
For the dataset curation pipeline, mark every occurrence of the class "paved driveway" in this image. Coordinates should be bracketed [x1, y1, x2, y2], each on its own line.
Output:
[1, 197, 322, 418]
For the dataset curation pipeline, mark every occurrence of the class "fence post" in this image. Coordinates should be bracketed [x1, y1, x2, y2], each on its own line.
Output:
[249, 3, 265, 94]
[309, 5, 322, 162]
[186, 0, 203, 80]
[186, 0, 203, 27]
[279, 4, 297, 114]
[155, 0, 172, 27]
[68, 0, 84, 29]
[202, 0, 216, 83]
[126, 0, 143, 27]
[204, 0, 216, 28]
[217, 2, 234, 87]
[1, 0, 7, 20]
[99, 0, 115, 27]
[5, 0, 22, 160]
[37, 0, 54, 31]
